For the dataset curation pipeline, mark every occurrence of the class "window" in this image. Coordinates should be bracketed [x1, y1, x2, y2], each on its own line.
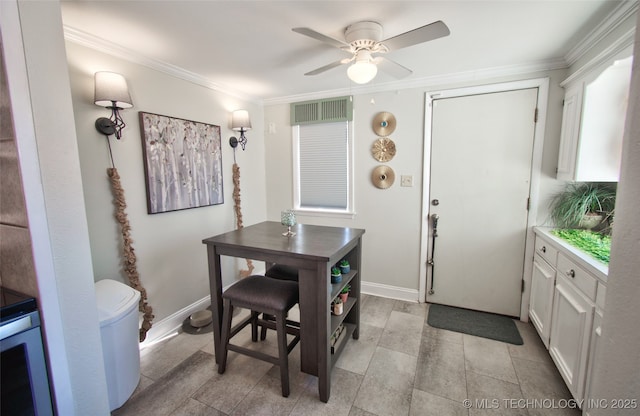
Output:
[291, 97, 354, 216]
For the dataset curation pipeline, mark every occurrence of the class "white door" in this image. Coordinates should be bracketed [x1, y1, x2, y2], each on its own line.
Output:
[426, 88, 537, 317]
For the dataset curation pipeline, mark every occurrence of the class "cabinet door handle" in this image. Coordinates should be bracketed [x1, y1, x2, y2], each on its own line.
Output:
[566, 269, 576, 278]
[541, 246, 546, 253]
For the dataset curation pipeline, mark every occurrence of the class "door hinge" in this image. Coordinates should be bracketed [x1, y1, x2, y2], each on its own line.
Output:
[534, 108, 538, 123]
[526, 197, 530, 211]
[521, 280, 525, 293]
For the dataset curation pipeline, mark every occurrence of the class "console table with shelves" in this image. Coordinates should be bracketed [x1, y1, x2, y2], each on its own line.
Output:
[329, 269, 358, 363]
[203, 221, 365, 402]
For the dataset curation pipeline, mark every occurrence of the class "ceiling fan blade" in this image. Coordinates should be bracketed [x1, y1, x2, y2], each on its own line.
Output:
[382, 20, 450, 51]
[374, 57, 413, 79]
[292, 27, 349, 49]
[304, 59, 348, 76]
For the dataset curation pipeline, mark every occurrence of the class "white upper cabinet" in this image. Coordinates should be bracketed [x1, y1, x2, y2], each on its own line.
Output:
[556, 84, 583, 180]
[557, 53, 633, 182]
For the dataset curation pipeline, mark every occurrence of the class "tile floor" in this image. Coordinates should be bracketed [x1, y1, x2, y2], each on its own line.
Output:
[113, 294, 581, 416]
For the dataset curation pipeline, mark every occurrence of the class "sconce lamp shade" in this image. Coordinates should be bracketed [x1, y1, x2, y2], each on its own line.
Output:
[231, 110, 252, 131]
[347, 50, 378, 84]
[229, 110, 251, 151]
[94, 72, 133, 109]
[94, 71, 133, 141]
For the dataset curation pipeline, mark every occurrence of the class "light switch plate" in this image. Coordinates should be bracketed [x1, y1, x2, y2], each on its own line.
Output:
[401, 175, 413, 187]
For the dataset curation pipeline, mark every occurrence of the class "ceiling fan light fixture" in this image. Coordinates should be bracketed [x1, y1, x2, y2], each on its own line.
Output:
[294, 19, 450, 83]
[347, 50, 378, 84]
[348, 61, 377, 84]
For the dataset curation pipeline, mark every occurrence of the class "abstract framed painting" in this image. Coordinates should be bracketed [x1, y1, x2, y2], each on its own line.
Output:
[139, 112, 223, 214]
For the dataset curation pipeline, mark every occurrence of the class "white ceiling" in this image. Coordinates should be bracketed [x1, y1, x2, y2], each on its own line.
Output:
[60, 1, 628, 102]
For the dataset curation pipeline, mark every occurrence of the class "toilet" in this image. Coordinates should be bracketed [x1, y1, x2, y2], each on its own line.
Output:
[95, 279, 141, 411]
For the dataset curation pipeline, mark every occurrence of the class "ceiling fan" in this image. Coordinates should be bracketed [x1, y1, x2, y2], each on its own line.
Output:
[292, 20, 450, 84]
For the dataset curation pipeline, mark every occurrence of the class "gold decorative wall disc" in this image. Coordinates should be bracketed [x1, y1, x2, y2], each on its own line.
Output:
[372, 112, 396, 136]
[371, 137, 396, 162]
[371, 165, 395, 189]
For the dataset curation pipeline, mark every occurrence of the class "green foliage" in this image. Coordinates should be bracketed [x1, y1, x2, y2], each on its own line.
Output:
[551, 229, 611, 264]
[549, 182, 616, 232]
[339, 259, 350, 267]
[341, 284, 350, 294]
[331, 267, 341, 275]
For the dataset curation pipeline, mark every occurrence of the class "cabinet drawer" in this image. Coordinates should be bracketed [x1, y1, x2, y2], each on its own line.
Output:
[557, 253, 597, 301]
[535, 237, 558, 267]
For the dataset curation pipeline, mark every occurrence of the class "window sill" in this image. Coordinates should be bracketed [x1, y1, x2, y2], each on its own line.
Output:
[293, 209, 356, 220]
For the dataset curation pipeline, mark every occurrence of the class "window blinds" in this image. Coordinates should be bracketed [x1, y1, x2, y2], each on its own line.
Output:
[298, 121, 349, 209]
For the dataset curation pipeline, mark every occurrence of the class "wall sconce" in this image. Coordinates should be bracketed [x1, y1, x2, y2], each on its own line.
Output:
[229, 110, 252, 151]
[347, 50, 378, 84]
[94, 71, 133, 140]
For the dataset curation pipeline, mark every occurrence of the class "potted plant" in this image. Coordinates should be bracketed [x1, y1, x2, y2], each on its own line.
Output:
[339, 259, 350, 274]
[549, 182, 616, 233]
[332, 297, 343, 315]
[339, 284, 350, 303]
[331, 267, 342, 284]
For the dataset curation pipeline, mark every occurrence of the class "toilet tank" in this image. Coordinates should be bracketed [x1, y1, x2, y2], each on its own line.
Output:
[95, 279, 141, 411]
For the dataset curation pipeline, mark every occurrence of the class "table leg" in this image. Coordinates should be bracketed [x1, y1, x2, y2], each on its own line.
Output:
[206, 245, 223, 364]
[298, 265, 330, 402]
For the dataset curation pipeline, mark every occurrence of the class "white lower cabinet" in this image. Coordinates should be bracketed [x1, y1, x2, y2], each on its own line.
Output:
[529, 254, 556, 348]
[549, 273, 595, 402]
[531, 231, 607, 412]
[584, 309, 603, 416]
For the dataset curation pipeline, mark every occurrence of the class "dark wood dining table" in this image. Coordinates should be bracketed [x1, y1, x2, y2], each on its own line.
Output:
[203, 221, 365, 402]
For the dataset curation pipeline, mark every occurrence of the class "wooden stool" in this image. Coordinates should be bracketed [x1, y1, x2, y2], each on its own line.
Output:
[261, 264, 300, 340]
[265, 264, 299, 281]
[218, 275, 300, 397]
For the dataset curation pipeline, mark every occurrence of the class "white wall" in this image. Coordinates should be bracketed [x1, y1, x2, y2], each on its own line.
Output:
[589, 10, 640, 413]
[1, 1, 109, 414]
[265, 69, 568, 300]
[65, 41, 268, 332]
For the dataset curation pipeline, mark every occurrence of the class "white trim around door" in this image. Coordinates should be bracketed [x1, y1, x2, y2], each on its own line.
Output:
[419, 78, 550, 320]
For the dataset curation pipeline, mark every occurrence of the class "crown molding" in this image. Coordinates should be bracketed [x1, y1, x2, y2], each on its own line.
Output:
[63, 25, 260, 104]
[263, 58, 568, 105]
[564, 0, 638, 66]
[560, 27, 635, 87]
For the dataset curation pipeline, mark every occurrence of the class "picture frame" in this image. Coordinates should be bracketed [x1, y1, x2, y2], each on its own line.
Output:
[139, 112, 224, 214]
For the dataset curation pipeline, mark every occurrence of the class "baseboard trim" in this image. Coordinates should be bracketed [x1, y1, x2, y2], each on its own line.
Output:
[139, 295, 212, 349]
[138, 265, 270, 349]
[361, 281, 420, 303]
[140, 277, 419, 348]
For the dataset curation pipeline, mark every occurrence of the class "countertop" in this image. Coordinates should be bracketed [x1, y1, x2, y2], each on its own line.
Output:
[534, 227, 608, 284]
